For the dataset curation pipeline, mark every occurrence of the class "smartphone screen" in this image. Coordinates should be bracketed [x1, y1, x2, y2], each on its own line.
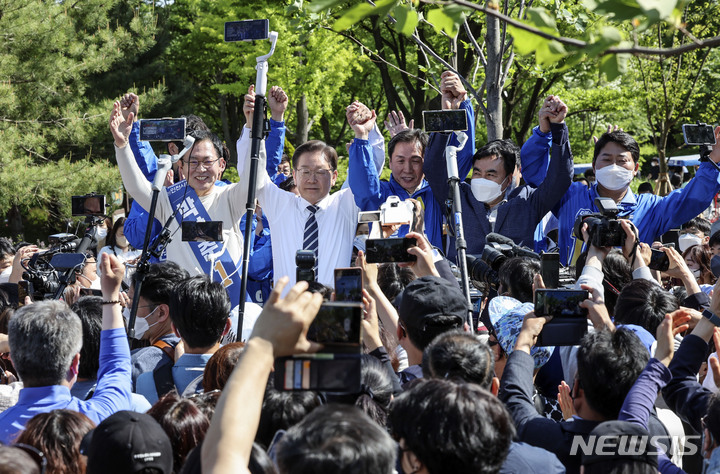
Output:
[422, 109, 468, 132]
[534, 289, 589, 318]
[540, 252, 560, 289]
[334, 268, 363, 302]
[307, 302, 362, 350]
[365, 237, 417, 264]
[71, 195, 106, 216]
[181, 221, 223, 242]
[139, 118, 186, 141]
[648, 249, 670, 272]
[682, 124, 716, 145]
[224, 19, 270, 42]
[18, 281, 33, 306]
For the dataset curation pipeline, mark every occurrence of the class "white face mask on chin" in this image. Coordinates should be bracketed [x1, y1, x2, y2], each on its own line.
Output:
[471, 178, 505, 203]
[0, 267, 11, 284]
[595, 164, 634, 191]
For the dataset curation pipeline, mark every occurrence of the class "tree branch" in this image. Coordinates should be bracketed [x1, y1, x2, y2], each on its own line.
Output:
[423, 0, 720, 58]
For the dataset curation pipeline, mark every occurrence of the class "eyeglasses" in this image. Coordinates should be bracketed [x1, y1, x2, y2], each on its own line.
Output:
[183, 158, 222, 169]
[15, 443, 47, 474]
[295, 168, 333, 179]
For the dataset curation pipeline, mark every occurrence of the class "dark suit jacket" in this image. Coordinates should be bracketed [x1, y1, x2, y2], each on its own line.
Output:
[423, 122, 573, 261]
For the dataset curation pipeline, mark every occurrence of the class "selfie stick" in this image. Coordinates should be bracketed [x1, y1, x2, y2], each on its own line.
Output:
[236, 31, 278, 342]
[127, 136, 195, 339]
[445, 132, 474, 330]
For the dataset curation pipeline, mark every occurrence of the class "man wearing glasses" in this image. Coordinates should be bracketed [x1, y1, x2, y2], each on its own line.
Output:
[110, 103, 256, 337]
[237, 128, 361, 289]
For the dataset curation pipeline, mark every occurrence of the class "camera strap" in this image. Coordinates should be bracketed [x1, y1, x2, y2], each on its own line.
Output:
[627, 226, 640, 267]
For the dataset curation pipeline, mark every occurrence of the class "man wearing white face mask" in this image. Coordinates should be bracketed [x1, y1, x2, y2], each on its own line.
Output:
[521, 122, 720, 265]
[679, 216, 712, 253]
[423, 121, 573, 259]
[127, 261, 189, 389]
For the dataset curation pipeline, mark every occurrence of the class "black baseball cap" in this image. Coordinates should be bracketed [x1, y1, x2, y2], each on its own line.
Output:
[82, 411, 173, 474]
[397, 276, 467, 341]
[581, 420, 658, 468]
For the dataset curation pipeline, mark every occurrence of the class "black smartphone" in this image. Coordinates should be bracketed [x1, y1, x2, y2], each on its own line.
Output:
[17, 281, 33, 307]
[50, 253, 87, 271]
[307, 302, 362, 353]
[181, 221, 223, 242]
[682, 123, 716, 145]
[334, 268, 363, 302]
[139, 118, 186, 141]
[79, 288, 103, 297]
[534, 289, 589, 346]
[71, 194, 106, 216]
[365, 237, 417, 264]
[224, 19, 270, 42]
[422, 109, 468, 132]
[661, 229, 680, 250]
[540, 252, 560, 289]
[273, 354, 362, 393]
[648, 249, 670, 272]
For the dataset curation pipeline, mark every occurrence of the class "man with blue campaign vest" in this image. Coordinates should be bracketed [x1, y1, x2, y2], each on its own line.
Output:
[110, 101, 253, 340]
[520, 101, 720, 265]
[348, 71, 475, 250]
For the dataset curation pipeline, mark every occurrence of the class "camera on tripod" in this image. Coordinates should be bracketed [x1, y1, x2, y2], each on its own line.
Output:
[573, 197, 625, 248]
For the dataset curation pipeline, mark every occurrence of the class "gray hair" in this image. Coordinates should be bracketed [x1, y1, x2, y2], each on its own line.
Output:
[9, 300, 83, 387]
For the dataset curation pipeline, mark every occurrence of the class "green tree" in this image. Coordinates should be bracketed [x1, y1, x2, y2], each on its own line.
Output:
[0, 0, 163, 241]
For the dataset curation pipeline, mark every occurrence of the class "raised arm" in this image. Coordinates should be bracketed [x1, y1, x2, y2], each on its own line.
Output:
[201, 279, 323, 473]
[121, 93, 159, 181]
[238, 85, 287, 179]
[347, 101, 383, 210]
[526, 121, 573, 218]
[110, 101, 154, 212]
[519, 95, 567, 187]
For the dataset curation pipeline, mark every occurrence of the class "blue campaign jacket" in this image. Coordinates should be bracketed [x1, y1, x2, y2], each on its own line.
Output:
[347, 100, 475, 250]
[521, 125, 720, 264]
[424, 122, 573, 261]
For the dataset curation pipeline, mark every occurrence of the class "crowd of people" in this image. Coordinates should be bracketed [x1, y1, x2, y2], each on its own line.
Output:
[0, 69, 720, 473]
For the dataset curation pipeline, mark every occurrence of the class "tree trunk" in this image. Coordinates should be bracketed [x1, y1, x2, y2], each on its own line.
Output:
[8, 204, 23, 241]
[484, 2, 503, 141]
[296, 95, 309, 145]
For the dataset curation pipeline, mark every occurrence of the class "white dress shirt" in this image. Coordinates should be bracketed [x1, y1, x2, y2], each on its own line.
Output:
[237, 128, 360, 290]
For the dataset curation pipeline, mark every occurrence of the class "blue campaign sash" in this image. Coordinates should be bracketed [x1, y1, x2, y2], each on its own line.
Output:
[166, 181, 245, 314]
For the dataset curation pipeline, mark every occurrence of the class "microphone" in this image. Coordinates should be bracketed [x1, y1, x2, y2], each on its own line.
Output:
[486, 233, 540, 260]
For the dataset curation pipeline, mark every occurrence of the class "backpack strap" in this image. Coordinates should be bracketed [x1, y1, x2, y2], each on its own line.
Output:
[152, 363, 176, 399]
[152, 339, 176, 361]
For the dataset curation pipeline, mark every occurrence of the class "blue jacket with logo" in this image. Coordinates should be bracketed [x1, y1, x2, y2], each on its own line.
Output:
[521, 125, 720, 264]
[347, 100, 475, 250]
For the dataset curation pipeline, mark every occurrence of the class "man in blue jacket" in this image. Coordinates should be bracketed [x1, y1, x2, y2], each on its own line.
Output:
[423, 114, 573, 260]
[521, 98, 720, 264]
[348, 71, 475, 250]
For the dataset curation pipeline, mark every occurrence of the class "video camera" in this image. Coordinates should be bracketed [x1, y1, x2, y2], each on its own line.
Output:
[23, 194, 106, 300]
[466, 234, 541, 288]
[573, 197, 625, 248]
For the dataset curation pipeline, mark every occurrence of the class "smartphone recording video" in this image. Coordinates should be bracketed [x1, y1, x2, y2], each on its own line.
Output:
[423, 109, 468, 132]
[334, 268, 363, 302]
[181, 221, 223, 242]
[71, 194, 106, 217]
[365, 237, 417, 264]
[139, 118, 186, 142]
[534, 289, 589, 346]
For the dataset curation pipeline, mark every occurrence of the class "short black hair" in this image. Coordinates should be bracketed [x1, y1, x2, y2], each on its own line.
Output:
[133, 261, 190, 306]
[0, 238, 14, 259]
[637, 182, 654, 194]
[188, 129, 225, 162]
[422, 330, 495, 389]
[710, 230, 720, 248]
[576, 328, 649, 420]
[473, 139, 519, 178]
[292, 140, 338, 171]
[277, 404, 396, 474]
[705, 392, 720, 442]
[255, 377, 323, 449]
[614, 279, 678, 336]
[593, 131, 640, 164]
[169, 275, 231, 349]
[389, 379, 514, 474]
[498, 257, 541, 303]
[682, 216, 711, 237]
[278, 176, 296, 193]
[377, 263, 416, 304]
[388, 129, 428, 160]
[72, 296, 103, 379]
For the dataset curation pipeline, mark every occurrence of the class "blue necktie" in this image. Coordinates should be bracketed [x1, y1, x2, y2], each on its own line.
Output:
[303, 205, 319, 279]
